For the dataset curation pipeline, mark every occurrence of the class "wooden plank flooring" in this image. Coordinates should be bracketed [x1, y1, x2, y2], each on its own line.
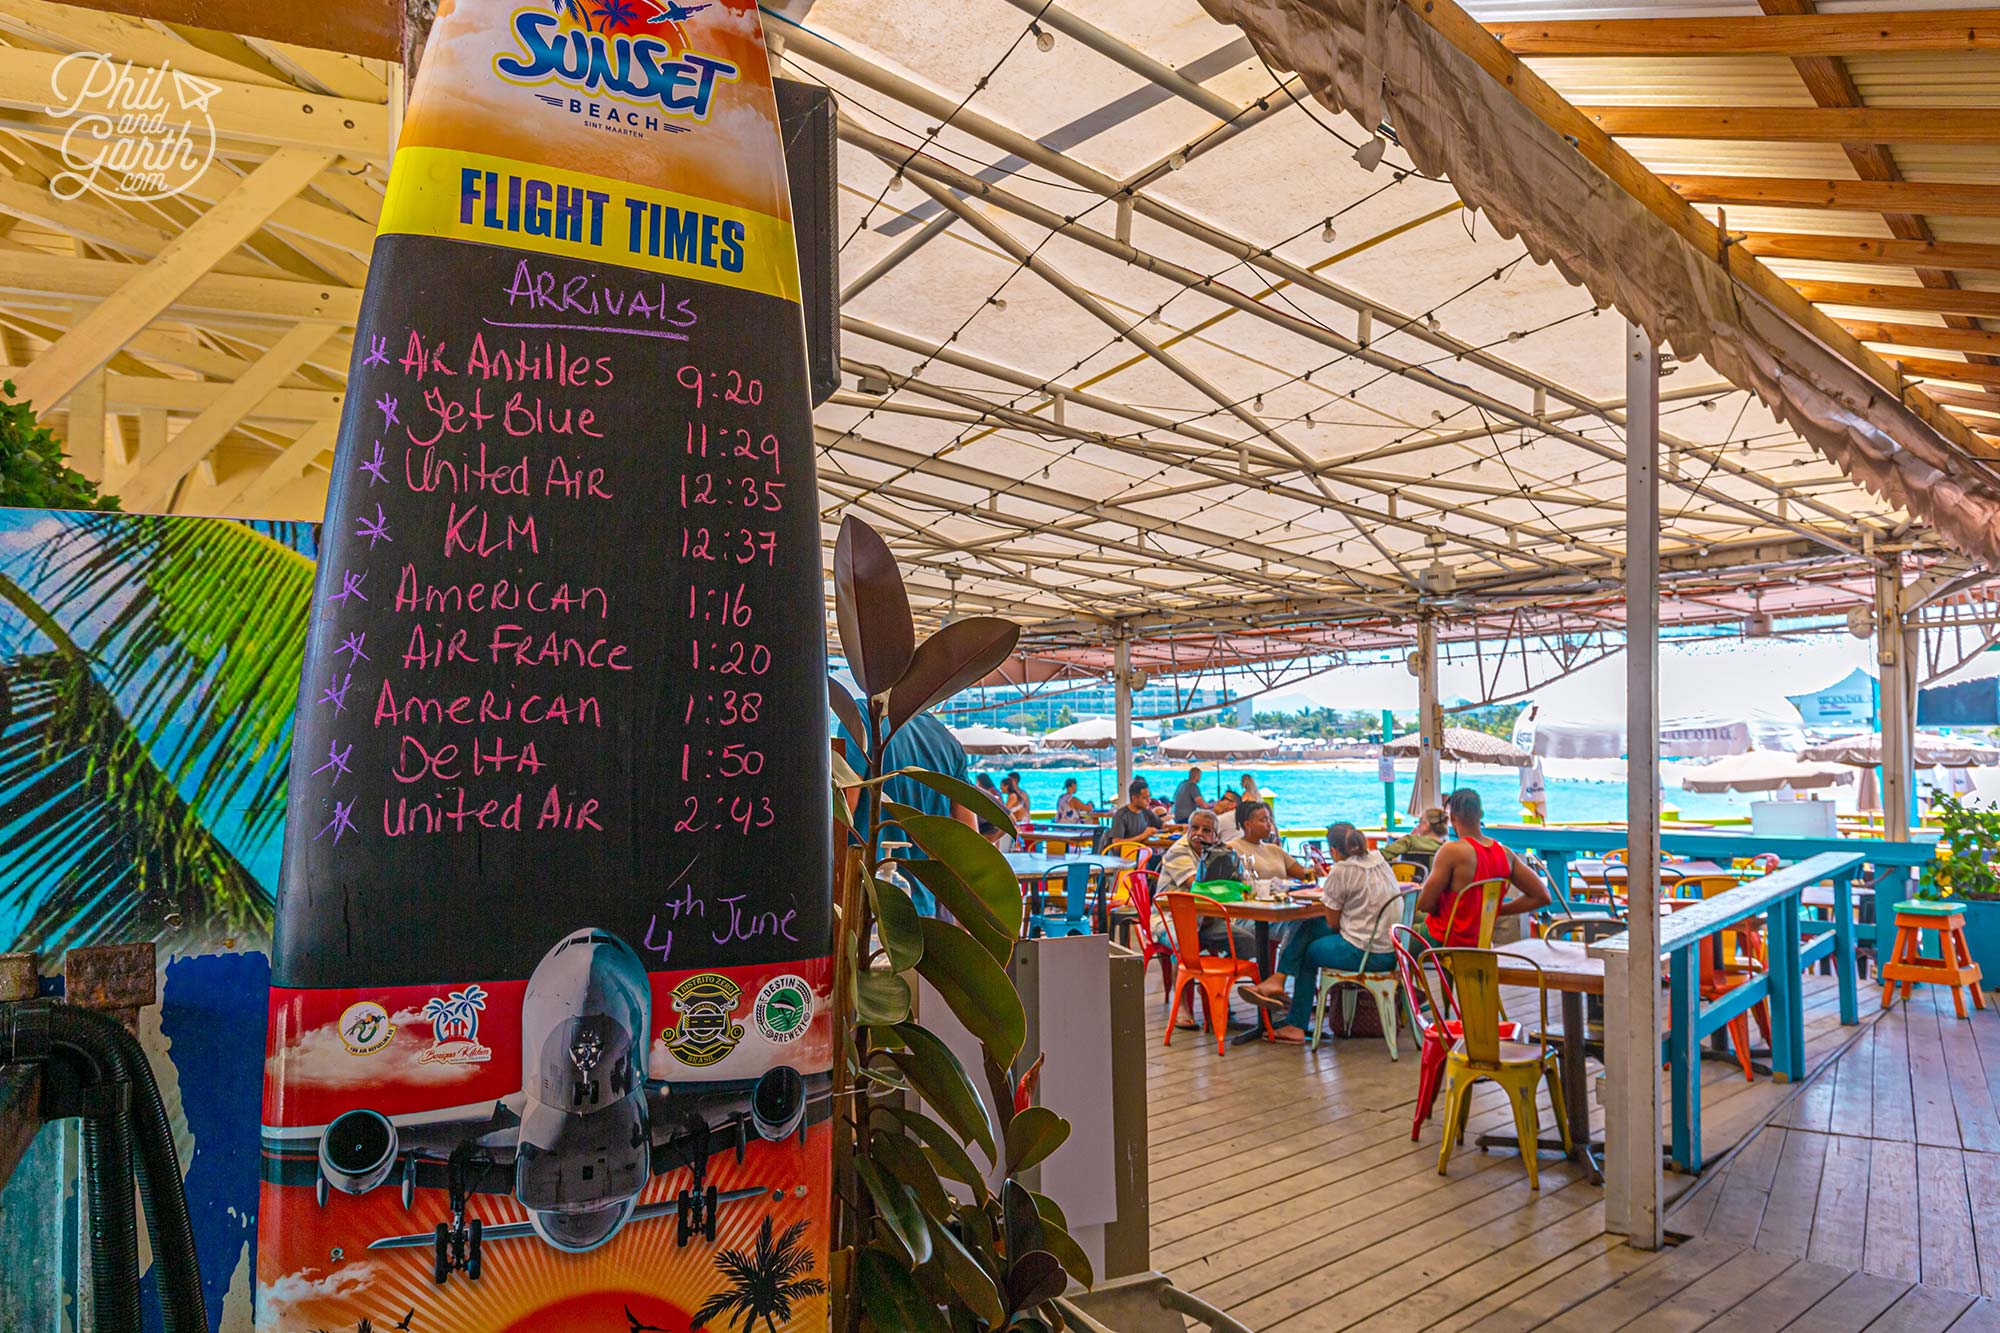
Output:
[1152, 960, 1864, 1320]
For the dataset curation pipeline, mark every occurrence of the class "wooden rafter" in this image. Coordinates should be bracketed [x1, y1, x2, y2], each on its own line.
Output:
[1792, 281, 2000, 320]
[1488, 10, 2000, 57]
[1664, 177, 2000, 217]
[1843, 322, 2000, 359]
[1577, 107, 2000, 146]
[1892, 357, 2000, 392]
[1745, 235, 2000, 274]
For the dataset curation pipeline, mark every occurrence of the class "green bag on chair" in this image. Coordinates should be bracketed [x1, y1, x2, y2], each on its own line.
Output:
[1192, 879, 1252, 903]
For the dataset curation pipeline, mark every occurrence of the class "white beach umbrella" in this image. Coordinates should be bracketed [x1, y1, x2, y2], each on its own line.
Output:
[948, 724, 1037, 756]
[1043, 717, 1161, 749]
[1676, 751, 1855, 794]
[1158, 727, 1279, 760]
[1382, 727, 1534, 768]
[1801, 732, 2000, 769]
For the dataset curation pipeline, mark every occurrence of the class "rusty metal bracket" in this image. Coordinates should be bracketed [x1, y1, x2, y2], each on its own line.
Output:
[62, 943, 156, 1034]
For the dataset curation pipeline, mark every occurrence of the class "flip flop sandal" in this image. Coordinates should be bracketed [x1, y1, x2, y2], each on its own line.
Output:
[1236, 982, 1288, 1011]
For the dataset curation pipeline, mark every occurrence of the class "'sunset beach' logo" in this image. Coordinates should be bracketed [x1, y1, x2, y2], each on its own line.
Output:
[495, 3, 739, 120]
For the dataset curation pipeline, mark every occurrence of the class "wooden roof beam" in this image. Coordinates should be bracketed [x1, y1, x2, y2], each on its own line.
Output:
[1579, 106, 2000, 145]
[1844, 322, 2000, 359]
[1665, 176, 2000, 217]
[1892, 356, 2000, 392]
[1795, 281, 2000, 319]
[1488, 10, 2000, 57]
[1746, 234, 2000, 273]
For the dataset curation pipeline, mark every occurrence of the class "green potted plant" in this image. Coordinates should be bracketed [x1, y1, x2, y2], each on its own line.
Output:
[825, 517, 1092, 1332]
[1915, 787, 2000, 977]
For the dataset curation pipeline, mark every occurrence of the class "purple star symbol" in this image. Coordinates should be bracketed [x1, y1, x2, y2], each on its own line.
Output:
[374, 393, 398, 429]
[317, 671, 353, 715]
[355, 503, 392, 549]
[316, 798, 356, 844]
[311, 739, 353, 784]
[362, 334, 390, 368]
[358, 440, 387, 486]
[336, 631, 368, 665]
[328, 568, 367, 606]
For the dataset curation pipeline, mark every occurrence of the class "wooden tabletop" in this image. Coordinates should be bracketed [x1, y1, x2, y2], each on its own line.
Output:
[1204, 896, 1325, 922]
[1491, 937, 1604, 994]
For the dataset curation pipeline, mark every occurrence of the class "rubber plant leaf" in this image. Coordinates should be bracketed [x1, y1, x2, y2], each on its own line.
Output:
[926, 1214, 1006, 1329]
[856, 1155, 932, 1266]
[893, 769, 1015, 839]
[883, 1106, 988, 1196]
[887, 1021, 997, 1162]
[1004, 1251, 1067, 1316]
[854, 969, 912, 1026]
[1030, 1192, 1094, 1288]
[883, 803, 1023, 938]
[829, 674, 869, 753]
[866, 1119, 953, 1217]
[1004, 1106, 1069, 1174]
[901, 860, 1013, 965]
[834, 516, 914, 699]
[915, 917, 1026, 1067]
[867, 873, 926, 972]
[886, 616, 1019, 731]
[1000, 1179, 1044, 1260]
[855, 1245, 950, 1333]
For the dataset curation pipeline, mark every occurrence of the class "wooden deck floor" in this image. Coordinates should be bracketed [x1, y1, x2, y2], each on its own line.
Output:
[1143, 969, 1980, 1330]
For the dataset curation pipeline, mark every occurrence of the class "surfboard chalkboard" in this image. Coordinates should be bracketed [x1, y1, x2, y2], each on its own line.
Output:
[257, 5, 832, 1328]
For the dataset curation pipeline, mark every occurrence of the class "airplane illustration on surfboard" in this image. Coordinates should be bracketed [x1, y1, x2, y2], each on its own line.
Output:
[261, 928, 826, 1284]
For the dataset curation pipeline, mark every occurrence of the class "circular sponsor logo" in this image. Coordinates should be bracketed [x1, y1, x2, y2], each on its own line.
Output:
[663, 973, 744, 1067]
[754, 975, 812, 1044]
[338, 1001, 394, 1056]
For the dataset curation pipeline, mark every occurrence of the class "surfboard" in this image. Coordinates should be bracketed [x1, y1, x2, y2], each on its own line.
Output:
[255, 3, 832, 1327]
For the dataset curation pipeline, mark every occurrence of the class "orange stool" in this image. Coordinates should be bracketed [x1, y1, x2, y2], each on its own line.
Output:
[1881, 900, 1987, 1019]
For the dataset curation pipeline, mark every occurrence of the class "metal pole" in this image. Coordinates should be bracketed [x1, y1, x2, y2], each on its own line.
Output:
[1114, 628, 1134, 801]
[1614, 320, 1665, 1247]
[1876, 561, 1914, 841]
[1416, 615, 1441, 811]
[1382, 707, 1397, 830]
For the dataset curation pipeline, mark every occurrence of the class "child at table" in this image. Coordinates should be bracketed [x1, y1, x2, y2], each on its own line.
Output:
[1239, 822, 1401, 1043]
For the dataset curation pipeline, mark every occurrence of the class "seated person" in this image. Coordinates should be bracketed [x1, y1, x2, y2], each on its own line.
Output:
[1414, 788, 1549, 946]
[1054, 778, 1096, 821]
[1240, 822, 1403, 1042]
[1382, 806, 1449, 866]
[1109, 778, 1165, 842]
[1227, 800, 1311, 883]
[1160, 809, 1257, 959]
[1213, 790, 1241, 840]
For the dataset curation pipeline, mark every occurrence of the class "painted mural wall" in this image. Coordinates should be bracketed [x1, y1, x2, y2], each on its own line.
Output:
[0, 507, 313, 1332]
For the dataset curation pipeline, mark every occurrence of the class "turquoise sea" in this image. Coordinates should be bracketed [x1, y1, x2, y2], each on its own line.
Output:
[974, 762, 1772, 833]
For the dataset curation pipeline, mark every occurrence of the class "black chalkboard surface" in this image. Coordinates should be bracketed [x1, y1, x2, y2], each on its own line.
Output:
[275, 232, 830, 988]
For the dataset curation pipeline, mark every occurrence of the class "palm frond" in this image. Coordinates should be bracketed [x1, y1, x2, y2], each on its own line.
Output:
[30, 512, 314, 854]
[0, 648, 269, 953]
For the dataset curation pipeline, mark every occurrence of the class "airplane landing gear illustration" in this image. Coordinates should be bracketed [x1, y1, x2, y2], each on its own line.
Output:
[674, 1184, 719, 1246]
[432, 1147, 489, 1284]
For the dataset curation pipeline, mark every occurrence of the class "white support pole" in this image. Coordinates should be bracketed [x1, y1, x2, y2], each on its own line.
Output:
[1877, 562, 1915, 841]
[1610, 320, 1664, 1247]
[1114, 628, 1134, 801]
[1416, 615, 1442, 811]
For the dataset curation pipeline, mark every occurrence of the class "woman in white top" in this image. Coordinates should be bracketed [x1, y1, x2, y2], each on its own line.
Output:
[1240, 822, 1405, 1042]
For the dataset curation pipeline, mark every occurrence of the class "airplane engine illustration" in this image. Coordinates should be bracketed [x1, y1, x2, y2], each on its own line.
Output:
[318, 1108, 398, 1196]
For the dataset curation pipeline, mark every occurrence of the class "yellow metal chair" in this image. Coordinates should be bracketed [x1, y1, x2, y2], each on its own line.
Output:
[1417, 947, 1570, 1189]
[1391, 861, 1420, 885]
[1434, 877, 1508, 948]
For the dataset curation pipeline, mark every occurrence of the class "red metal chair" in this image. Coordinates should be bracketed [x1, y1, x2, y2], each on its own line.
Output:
[1162, 891, 1270, 1056]
[1112, 868, 1175, 993]
[1392, 923, 1523, 1140]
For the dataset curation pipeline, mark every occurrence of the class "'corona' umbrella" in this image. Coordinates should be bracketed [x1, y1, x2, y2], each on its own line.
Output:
[948, 724, 1037, 756]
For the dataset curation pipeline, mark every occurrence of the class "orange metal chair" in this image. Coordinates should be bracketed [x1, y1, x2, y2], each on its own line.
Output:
[1161, 891, 1271, 1055]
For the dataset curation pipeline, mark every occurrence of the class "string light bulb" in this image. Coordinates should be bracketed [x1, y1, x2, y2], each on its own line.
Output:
[1254, 392, 1264, 411]
[1031, 21, 1055, 51]
[888, 172, 905, 192]
[1321, 218, 1337, 243]
[1425, 314, 1442, 332]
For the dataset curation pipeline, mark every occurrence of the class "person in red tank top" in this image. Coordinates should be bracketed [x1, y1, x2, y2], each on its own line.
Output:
[1415, 788, 1551, 946]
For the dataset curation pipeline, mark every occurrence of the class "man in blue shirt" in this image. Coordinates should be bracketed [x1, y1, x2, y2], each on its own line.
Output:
[835, 711, 977, 914]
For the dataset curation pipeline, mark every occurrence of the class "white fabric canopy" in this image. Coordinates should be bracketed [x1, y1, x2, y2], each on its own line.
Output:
[1158, 727, 1279, 759]
[1042, 718, 1161, 749]
[1511, 640, 1871, 759]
